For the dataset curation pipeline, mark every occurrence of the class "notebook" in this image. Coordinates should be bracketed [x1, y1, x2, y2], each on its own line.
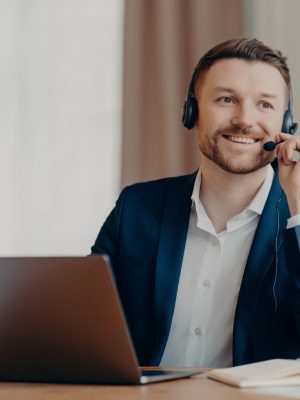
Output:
[0, 256, 203, 384]
[207, 359, 300, 388]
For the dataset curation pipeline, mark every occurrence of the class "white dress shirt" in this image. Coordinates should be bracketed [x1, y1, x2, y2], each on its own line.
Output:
[160, 166, 277, 368]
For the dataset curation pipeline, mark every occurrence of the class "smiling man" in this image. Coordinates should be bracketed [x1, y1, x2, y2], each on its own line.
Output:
[193, 56, 289, 234]
[197, 59, 284, 174]
[92, 38, 300, 368]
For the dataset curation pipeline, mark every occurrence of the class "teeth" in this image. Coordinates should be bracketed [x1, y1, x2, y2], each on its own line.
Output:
[224, 135, 257, 144]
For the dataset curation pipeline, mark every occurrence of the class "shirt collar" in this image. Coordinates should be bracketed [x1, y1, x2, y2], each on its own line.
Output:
[246, 165, 274, 215]
[191, 164, 274, 233]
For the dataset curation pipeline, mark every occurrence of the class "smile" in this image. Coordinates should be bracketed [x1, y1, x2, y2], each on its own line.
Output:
[223, 135, 259, 145]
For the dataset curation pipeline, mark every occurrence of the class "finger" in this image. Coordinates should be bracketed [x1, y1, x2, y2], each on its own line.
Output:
[277, 132, 300, 149]
[281, 143, 295, 165]
[276, 134, 300, 163]
[277, 132, 294, 141]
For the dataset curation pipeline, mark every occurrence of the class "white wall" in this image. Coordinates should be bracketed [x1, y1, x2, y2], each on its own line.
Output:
[0, 0, 123, 255]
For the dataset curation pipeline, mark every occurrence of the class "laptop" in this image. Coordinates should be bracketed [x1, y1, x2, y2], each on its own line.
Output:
[0, 256, 203, 384]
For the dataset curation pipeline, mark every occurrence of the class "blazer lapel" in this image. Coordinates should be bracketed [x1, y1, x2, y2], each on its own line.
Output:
[233, 168, 290, 365]
[150, 172, 196, 365]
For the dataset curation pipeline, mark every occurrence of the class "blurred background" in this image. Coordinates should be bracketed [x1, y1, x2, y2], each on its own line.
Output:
[1, 0, 299, 256]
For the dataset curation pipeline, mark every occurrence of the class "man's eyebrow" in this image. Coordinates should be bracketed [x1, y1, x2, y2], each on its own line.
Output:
[213, 86, 235, 93]
[213, 86, 279, 99]
[258, 92, 279, 99]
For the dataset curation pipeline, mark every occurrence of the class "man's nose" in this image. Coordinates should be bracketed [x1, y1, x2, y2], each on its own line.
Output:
[231, 104, 255, 130]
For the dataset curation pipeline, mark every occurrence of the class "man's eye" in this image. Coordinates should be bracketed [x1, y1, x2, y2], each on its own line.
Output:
[219, 96, 235, 104]
[260, 101, 273, 109]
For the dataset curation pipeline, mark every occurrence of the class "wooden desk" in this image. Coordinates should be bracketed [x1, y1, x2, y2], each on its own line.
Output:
[0, 373, 280, 400]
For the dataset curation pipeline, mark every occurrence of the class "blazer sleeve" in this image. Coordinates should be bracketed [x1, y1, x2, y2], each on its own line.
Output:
[91, 188, 127, 276]
[284, 226, 300, 334]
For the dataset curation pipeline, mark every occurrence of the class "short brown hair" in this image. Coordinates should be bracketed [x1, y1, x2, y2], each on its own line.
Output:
[193, 38, 290, 95]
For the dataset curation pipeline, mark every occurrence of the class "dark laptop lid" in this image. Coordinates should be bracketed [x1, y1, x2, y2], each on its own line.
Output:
[0, 256, 142, 384]
[0, 256, 203, 384]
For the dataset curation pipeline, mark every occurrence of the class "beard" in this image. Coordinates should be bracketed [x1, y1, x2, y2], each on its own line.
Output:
[199, 126, 275, 174]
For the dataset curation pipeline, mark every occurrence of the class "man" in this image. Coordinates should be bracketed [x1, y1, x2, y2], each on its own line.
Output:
[91, 38, 300, 368]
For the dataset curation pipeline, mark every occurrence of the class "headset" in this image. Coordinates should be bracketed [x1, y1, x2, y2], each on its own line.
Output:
[182, 67, 298, 135]
[281, 95, 298, 134]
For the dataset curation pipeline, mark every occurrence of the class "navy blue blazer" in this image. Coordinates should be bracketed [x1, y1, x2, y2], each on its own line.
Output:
[92, 163, 300, 366]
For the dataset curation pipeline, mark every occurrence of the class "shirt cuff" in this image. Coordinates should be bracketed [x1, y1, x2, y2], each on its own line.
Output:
[287, 213, 300, 229]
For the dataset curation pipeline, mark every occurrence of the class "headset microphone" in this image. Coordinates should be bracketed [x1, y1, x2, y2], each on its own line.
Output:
[263, 141, 283, 151]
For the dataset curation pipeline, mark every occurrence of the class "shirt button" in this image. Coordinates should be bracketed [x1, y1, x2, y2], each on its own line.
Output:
[203, 279, 211, 287]
[194, 327, 202, 336]
[212, 238, 219, 247]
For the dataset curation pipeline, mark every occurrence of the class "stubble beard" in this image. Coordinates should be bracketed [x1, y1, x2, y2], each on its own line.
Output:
[200, 130, 275, 175]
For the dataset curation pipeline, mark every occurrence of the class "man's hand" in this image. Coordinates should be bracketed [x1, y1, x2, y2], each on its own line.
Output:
[276, 132, 300, 216]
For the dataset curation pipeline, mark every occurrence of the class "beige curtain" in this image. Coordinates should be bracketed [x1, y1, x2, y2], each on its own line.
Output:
[121, 0, 243, 187]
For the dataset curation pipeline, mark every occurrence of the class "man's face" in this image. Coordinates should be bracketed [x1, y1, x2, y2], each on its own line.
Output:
[196, 58, 287, 174]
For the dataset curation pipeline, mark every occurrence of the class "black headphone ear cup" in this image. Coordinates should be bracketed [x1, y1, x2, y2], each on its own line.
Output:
[182, 96, 198, 129]
[281, 109, 298, 134]
[282, 109, 292, 133]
